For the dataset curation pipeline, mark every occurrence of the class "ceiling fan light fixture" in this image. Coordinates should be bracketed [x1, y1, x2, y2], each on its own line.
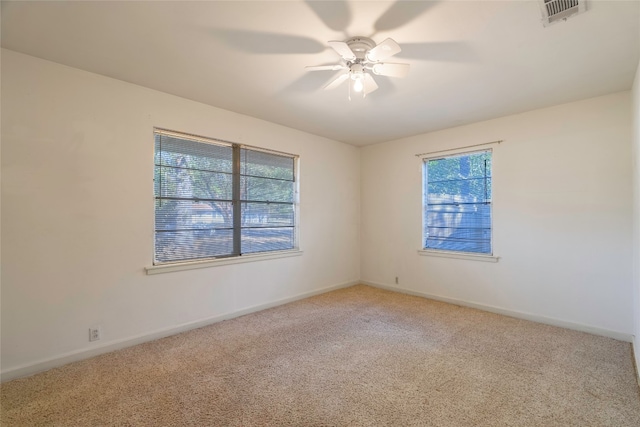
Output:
[349, 63, 365, 93]
[353, 75, 364, 92]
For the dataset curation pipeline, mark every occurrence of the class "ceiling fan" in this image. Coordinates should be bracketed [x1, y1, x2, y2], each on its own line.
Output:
[306, 36, 410, 98]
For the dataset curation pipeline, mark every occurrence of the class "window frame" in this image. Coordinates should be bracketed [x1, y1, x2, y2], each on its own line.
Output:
[150, 128, 300, 269]
[420, 148, 498, 262]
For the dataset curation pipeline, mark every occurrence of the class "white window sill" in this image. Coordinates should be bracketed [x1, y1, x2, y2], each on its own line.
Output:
[146, 249, 303, 275]
[418, 249, 500, 263]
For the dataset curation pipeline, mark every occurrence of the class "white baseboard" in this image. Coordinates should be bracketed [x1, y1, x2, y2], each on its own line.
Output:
[361, 280, 634, 343]
[1, 280, 358, 383]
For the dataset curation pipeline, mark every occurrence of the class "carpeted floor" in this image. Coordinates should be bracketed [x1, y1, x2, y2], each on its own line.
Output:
[2, 284, 640, 426]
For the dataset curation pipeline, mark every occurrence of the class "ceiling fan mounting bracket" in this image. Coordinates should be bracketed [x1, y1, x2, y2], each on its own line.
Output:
[345, 37, 376, 61]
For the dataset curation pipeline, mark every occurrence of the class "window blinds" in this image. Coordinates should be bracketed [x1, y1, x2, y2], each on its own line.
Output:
[423, 150, 492, 254]
[154, 131, 296, 264]
[239, 148, 296, 254]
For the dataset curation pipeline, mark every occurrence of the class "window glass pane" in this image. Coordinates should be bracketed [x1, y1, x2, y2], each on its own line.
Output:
[154, 167, 232, 200]
[155, 135, 232, 173]
[155, 200, 233, 231]
[155, 229, 234, 263]
[241, 227, 295, 254]
[241, 202, 294, 227]
[240, 149, 294, 180]
[424, 150, 492, 254]
[240, 176, 294, 203]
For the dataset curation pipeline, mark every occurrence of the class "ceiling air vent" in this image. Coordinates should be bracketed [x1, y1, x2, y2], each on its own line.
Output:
[540, 0, 587, 27]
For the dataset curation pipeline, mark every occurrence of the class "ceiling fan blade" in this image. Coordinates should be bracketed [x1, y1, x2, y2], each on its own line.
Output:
[363, 73, 379, 95]
[324, 73, 349, 90]
[328, 41, 356, 61]
[371, 62, 410, 78]
[366, 38, 401, 62]
[306, 64, 347, 71]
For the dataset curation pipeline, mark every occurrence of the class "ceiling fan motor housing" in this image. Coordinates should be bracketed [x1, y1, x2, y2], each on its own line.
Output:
[346, 37, 376, 62]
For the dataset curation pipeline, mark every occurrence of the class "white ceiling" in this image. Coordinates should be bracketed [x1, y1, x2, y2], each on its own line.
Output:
[2, 0, 639, 146]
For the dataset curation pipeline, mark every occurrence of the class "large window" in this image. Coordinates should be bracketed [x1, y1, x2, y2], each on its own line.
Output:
[154, 130, 298, 264]
[422, 150, 492, 254]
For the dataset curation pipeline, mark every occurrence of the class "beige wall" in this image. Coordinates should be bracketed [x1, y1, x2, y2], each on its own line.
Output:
[632, 53, 640, 379]
[361, 92, 634, 338]
[2, 47, 639, 382]
[0, 49, 361, 379]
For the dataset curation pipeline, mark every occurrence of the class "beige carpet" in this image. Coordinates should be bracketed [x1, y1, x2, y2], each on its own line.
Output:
[2, 284, 640, 426]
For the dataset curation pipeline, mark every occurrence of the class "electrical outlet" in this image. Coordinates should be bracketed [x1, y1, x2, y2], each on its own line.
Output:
[89, 326, 101, 342]
[395, 276, 399, 284]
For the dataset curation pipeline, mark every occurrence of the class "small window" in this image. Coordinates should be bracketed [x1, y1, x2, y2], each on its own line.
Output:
[154, 130, 298, 265]
[422, 150, 492, 254]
